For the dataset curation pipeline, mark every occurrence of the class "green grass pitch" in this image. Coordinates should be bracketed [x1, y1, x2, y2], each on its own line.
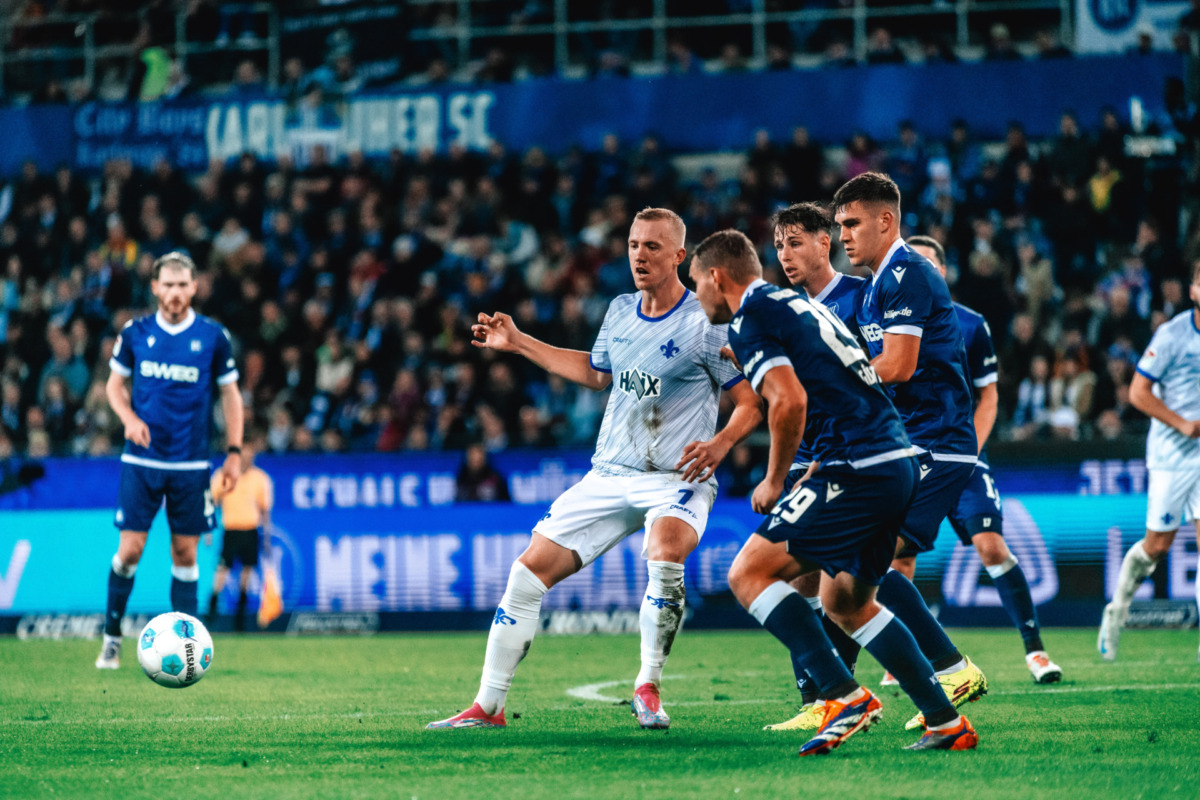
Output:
[4, 628, 1199, 799]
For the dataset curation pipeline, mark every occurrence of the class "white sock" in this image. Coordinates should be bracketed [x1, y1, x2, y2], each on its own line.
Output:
[935, 658, 967, 677]
[171, 564, 199, 582]
[475, 561, 547, 715]
[635, 560, 686, 688]
[111, 554, 137, 579]
[1113, 540, 1158, 607]
[928, 715, 963, 732]
[985, 554, 1018, 579]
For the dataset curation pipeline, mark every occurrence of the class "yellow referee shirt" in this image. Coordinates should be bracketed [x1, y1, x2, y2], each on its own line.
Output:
[211, 466, 273, 530]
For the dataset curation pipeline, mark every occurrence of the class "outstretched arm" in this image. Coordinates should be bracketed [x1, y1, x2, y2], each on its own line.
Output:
[471, 312, 612, 391]
[676, 379, 763, 482]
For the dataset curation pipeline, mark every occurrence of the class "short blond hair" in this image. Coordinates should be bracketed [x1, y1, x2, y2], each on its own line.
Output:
[634, 207, 686, 248]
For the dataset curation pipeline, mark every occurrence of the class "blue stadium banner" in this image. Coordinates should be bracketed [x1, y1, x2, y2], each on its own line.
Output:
[1, 494, 1194, 626]
[0, 53, 1184, 176]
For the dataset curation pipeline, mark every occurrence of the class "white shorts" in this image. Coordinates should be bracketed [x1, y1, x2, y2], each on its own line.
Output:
[1146, 468, 1200, 531]
[533, 470, 717, 566]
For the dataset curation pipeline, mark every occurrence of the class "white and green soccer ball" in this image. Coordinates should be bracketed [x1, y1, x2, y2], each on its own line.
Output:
[136, 612, 214, 688]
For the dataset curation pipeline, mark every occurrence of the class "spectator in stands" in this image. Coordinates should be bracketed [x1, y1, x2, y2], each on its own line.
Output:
[985, 24, 1022, 61]
[866, 27, 906, 64]
[1012, 355, 1053, 439]
[1034, 28, 1072, 59]
[1052, 345, 1096, 430]
[667, 37, 703, 74]
[1047, 111, 1094, 188]
[456, 442, 510, 502]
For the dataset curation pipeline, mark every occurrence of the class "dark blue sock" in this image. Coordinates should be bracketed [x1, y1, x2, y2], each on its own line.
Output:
[821, 612, 861, 673]
[105, 568, 135, 637]
[875, 570, 959, 668]
[993, 563, 1044, 653]
[858, 613, 957, 727]
[759, 592, 857, 697]
[791, 657, 819, 705]
[792, 610, 857, 703]
[171, 578, 198, 615]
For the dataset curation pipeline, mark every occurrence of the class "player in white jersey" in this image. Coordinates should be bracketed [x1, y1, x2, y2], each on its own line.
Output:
[1100, 261, 1200, 660]
[427, 208, 762, 730]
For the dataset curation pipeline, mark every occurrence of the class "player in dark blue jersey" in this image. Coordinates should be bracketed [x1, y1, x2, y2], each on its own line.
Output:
[96, 252, 243, 670]
[691, 229, 978, 753]
[833, 172, 987, 729]
[902, 236, 1062, 684]
[749, 203, 871, 732]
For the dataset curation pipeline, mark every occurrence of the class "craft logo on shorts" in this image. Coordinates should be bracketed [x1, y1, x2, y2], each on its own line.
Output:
[618, 368, 661, 400]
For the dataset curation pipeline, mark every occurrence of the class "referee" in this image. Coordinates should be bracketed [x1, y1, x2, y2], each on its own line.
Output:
[206, 435, 273, 632]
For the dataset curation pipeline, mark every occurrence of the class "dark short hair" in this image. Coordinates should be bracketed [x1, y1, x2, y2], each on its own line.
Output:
[770, 202, 833, 237]
[692, 229, 762, 283]
[907, 235, 945, 268]
[832, 171, 901, 213]
[152, 251, 197, 280]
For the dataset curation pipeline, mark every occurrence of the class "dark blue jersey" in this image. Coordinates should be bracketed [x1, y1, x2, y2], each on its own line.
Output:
[792, 272, 867, 466]
[109, 310, 239, 468]
[956, 302, 997, 464]
[811, 271, 866, 330]
[858, 241, 975, 458]
[730, 279, 912, 467]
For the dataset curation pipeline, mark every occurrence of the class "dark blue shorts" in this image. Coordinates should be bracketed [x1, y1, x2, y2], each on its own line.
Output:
[947, 463, 1004, 544]
[757, 457, 920, 586]
[899, 453, 976, 554]
[115, 463, 215, 535]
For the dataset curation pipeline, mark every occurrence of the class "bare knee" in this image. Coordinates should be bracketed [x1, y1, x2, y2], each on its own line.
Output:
[646, 518, 698, 563]
[116, 533, 147, 565]
[890, 556, 916, 580]
[1143, 530, 1175, 560]
[972, 532, 1010, 567]
[517, 534, 580, 588]
[726, 556, 755, 606]
[170, 537, 199, 568]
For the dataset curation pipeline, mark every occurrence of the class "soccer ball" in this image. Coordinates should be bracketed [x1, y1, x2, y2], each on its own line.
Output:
[136, 612, 214, 688]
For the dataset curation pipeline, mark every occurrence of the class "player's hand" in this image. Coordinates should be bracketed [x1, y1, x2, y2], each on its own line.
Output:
[123, 416, 151, 448]
[471, 312, 522, 352]
[719, 345, 743, 373]
[220, 454, 242, 494]
[676, 438, 731, 482]
[752, 476, 785, 515]
[1179, 419, 1200, 438]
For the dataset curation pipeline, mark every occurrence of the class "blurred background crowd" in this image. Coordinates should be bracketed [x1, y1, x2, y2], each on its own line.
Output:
[0, 0, 1196, 499]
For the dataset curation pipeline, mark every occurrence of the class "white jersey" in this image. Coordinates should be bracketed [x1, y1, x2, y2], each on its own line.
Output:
[1136, 310, 1200, 471]
[588, 290, 743, 476]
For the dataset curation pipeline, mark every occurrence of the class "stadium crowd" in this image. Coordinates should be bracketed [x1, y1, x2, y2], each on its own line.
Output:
[2, 94, 1195, 469]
